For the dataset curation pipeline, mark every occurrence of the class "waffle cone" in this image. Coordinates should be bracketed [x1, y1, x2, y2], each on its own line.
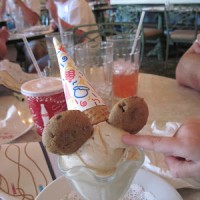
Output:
[83, 105, 109, 125]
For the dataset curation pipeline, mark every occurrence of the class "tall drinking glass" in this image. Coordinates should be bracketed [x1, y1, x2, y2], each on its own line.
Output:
[13, 7, 24, 32]
[107, 34, 141, 105]
[45, 32, 61, 76]
[63, 31, 74, 58]
[74, 41, 113, 108]
[45, 31, 74, 77]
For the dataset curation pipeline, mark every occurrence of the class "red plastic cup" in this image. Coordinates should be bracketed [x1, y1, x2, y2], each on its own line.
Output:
[21, 77, 67, 135]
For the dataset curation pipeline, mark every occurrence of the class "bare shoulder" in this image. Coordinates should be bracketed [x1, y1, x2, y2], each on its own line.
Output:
[176, 52, 200, 92]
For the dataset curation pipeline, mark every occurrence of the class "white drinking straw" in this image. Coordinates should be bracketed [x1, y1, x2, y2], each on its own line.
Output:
[22, 36, 43, 78]
[58, 17, 64, 44]
[130, 11, 145, 55]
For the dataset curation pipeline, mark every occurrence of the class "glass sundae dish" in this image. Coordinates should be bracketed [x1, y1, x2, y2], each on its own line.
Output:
[58, 146, 144, 200]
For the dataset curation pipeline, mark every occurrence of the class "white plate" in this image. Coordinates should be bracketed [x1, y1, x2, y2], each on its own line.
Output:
[0, 95, 33, 144]
[9, 25, 53, 41]
[35, 169, 183, 200]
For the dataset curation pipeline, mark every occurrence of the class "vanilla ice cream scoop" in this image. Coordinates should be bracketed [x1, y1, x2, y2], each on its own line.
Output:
[61, 121, 138, 175]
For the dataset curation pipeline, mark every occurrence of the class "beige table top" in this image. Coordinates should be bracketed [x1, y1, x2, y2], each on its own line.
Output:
[10, 73, 200, 199]
[138, 73, 200, 125]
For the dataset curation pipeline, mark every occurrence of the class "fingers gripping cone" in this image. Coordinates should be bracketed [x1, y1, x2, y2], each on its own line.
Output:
[53, 38, 109, 124]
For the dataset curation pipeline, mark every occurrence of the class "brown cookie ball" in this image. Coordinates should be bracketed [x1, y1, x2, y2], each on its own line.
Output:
[42, 110, 93, 155]
[108, 96, 149, 134]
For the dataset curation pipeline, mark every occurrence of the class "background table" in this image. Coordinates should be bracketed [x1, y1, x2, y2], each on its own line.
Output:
[7, 25, 53, 45]
[12, 73, 200, 199]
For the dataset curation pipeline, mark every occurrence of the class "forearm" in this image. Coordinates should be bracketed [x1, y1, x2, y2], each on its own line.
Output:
[54, 15, 73, 30]
[47, 1, 84, 36]
[53, 16, 84, 36]
[0, 38, 7, 60]
[0, 0, 6, 17]
[17, 1, 39, 26]
[176, 53, 200, 91]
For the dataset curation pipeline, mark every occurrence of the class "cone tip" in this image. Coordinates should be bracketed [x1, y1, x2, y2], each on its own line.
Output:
[53, 37, 60, 49]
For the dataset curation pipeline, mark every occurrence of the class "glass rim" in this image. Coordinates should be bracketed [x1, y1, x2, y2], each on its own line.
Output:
[74, 41, 113, 50]
[45, 31, 73, 38]
[63, 31, 74, 35]
[107, 34, 141, 41]
[21, 77, 64, 97]
[45, 32, 60, 38]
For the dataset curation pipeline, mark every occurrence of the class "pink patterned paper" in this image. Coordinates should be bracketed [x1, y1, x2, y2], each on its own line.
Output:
[53, 38, 105, 111]
[25, 92, 67, 135]
[0, 142, 54, 199]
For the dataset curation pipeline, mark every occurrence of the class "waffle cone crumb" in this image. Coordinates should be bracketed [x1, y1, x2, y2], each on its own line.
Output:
[83, 105, 109, 125]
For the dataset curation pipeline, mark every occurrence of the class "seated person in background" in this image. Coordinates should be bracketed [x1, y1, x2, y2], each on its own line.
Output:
[28, 0, 98, 73]
[0, 27, 9, 60]
[46, 0, 98, 39]
[1, 0, 47, 68]
[176, 34, 200, 92]
[9, 0, 40, 26]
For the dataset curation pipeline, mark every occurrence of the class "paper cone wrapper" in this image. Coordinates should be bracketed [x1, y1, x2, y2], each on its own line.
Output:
[53, 37, 105, 111]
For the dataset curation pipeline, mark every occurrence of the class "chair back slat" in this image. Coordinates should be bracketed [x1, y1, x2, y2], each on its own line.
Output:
[164, 4, 199, 66]
[165, 5, 198, 31]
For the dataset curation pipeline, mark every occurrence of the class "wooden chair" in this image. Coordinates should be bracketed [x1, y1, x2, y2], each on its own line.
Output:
[164, 4, 199, 66]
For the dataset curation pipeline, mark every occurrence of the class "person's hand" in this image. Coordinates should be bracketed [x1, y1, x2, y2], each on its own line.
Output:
[192, 34, 200, 54]
[0, 27, 9, 41]
[122, 118, 200, 179]
[49, 19, 58, 31]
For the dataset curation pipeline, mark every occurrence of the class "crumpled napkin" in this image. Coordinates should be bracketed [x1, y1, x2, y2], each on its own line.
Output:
[140, 121, 200, 189]
[0, 59, 37, 92]
[0, 105, 30, 144]
[0, 105, 17, 128]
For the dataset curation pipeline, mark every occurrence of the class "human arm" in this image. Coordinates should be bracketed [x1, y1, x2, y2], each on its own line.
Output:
[46, 0, 84, 35]
[46, 0, 73, 30]
[14, 0, 40, 26]
[0, 39, 7, 59]
[0, 27, 9, 60]
[175, 34, 200, 92]
[122, 118, 200, 179]
[0, 0, 6, 18]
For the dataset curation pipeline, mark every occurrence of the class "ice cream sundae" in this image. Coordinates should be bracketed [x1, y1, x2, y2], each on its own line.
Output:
[42, 38, 148, 200]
